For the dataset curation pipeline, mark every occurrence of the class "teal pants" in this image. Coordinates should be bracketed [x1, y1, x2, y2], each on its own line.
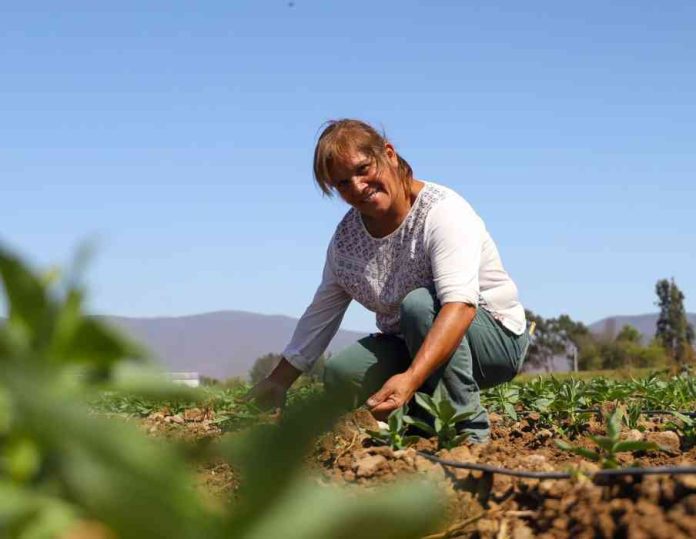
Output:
[323, 287, 529, 442]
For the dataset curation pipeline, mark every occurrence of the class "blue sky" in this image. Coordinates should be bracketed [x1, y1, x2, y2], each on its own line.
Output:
[2, 1, 695, 331]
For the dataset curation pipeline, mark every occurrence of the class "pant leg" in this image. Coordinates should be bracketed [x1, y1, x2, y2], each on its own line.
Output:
[323, 334, 411, 409]
[469, 308, 529, 390]
[399, 287, 490, 442]
[399, 287, 529, 443]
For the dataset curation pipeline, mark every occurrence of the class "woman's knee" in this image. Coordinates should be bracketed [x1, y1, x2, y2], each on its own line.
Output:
[323, 353, 359, 391]
[399, 287, 438, 334]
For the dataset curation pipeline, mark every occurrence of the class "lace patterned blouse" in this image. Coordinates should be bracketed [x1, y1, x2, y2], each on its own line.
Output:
[282, 181, 525, 371]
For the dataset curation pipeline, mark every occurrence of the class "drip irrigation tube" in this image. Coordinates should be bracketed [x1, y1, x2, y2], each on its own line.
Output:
[416, 451, 696, 479]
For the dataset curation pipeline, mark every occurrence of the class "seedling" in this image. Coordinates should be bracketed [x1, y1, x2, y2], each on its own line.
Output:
[622, 402, 643, 431]
[556, 409, 661, 469]
[404, 386, 474, 449]
[664, 412, 696, 450]
[487, 383, 519, 421]
[366, 406, 420, 449]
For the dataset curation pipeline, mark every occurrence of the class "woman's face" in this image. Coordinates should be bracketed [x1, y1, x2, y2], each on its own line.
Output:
[327, 144, 402, 220]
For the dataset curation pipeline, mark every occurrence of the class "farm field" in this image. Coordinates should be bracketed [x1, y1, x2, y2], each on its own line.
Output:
[99, 373, 696, 539]
[2, 250, 695, 538]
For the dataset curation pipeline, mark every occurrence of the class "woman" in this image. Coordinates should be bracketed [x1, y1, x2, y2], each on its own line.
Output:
[248, 119, 528, 442]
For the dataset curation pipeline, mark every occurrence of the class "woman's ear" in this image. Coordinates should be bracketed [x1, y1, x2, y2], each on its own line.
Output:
[384, 143, 399, 166]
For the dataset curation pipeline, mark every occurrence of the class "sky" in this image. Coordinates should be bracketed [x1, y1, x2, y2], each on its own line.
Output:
[2, 1, 695, 332]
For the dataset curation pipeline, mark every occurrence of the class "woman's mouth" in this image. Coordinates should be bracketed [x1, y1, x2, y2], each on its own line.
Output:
[361, 188, 379, 203]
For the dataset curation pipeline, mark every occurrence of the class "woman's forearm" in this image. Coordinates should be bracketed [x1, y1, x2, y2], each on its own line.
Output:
[405, 302, 477, 388]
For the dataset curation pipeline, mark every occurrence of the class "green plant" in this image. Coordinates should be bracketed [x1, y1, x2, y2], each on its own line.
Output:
[0, 245, 445, 538]
[664, 412, 696, 450]
[485, 382, 519, 421]
[549, 378, 591, 436]
[556, 409, 661, 469]
[366, 406, 420, 449]
[622, 402, 643, 431]
[404, 386, 474, 449]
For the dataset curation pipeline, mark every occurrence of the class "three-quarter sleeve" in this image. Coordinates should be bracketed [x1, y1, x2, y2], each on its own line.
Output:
[282, 244, 352, 372]
[425, 196, 485, 307]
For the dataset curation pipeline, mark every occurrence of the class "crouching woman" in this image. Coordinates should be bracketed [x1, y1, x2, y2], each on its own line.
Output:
[248, 119, 529, 443]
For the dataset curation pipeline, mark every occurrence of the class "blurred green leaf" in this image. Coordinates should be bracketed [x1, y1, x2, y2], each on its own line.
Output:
[0, 243, 445, 539]
[613, 440, 660, 453]
[11, 372, 221, 539]
[220, 392, 346, 533]
[0, 481, 79, 539]
[238, 478, 444, 539]
[555, 440, 600, 462]
[0, 248, 50, 353]
[4, 437, 41, 483]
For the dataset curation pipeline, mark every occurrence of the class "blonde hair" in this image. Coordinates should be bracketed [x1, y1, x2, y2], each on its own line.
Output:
[313, 119, 413, 197]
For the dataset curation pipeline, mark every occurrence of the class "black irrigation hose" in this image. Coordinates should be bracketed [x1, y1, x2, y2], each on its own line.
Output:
[416, 451, 696, 479]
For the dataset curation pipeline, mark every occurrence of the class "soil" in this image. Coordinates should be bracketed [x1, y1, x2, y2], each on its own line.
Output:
[143, 407, 696, 538]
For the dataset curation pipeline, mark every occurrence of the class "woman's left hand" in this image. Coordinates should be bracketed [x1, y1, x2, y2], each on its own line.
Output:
[366, 372, 420, 421]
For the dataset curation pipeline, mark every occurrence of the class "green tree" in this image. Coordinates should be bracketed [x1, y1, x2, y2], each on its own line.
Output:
[525, 310, 597, 371]
[655, 278, 695, 364]
[615, 324, 642, 344]
[524, 310, 572, 371]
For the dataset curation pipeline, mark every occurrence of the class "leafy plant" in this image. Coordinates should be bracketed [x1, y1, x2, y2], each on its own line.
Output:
[549, 378, 591, 436]
[485, 382, 519, 421]
[366, 406, 420, 449]
[0, 245, 445, 538]
[404, 386, 474, 449]
[622, 402, 644, 431]
[556, 409, 661, 469]
[664, 412, 696, 450]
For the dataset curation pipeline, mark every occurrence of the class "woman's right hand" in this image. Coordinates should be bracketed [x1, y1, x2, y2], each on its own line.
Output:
[244, 357, 302, 411]
[245, 377, 289, 410]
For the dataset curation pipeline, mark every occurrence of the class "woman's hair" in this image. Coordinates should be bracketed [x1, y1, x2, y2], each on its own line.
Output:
[313, 119, 413, 197]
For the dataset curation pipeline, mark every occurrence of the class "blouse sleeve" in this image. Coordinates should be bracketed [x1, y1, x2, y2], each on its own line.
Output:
[281, 243, 352, 372]
[424, 196, 485, 307]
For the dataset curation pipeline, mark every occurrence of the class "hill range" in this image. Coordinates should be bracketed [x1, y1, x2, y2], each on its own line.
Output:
[588, 313, 696, 344]
[106, 310, 696, 379]
[2, 311, 694, 379]
[104, 311, 367, 380]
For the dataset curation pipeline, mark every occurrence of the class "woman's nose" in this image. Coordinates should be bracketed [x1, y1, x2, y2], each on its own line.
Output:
[349, 176, 368, 192]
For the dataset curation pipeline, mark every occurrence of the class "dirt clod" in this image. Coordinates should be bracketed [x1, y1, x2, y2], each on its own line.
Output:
[354, 454, 388, 478]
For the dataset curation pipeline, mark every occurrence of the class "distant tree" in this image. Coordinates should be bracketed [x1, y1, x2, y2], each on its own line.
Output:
[576, 336, 602, 371]
[249, 353, 283, 384]
[615, 324, 642, 344]
[655, 278, 695, 364]
[524, 310, 572, 372]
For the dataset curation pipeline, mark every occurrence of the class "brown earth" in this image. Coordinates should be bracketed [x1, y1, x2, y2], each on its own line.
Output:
[143, 407, 696, 538]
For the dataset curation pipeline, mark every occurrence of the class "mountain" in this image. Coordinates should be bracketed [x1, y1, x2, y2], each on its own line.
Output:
[102, 311, 368, 380]
[588, 313, 696, 344]
[4, 309, 695, 378]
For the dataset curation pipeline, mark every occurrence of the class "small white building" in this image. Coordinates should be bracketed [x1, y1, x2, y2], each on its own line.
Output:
[169, 372, 200, 387]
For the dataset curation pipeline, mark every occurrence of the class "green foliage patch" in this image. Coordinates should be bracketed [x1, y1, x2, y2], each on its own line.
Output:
[0, 245, 444, 539]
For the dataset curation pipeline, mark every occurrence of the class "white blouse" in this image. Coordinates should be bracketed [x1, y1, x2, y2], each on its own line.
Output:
[282, 181, 526, 372]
